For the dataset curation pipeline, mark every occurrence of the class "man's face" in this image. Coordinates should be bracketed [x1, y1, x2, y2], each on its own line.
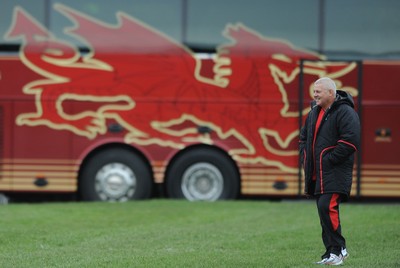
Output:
[313, 83, 333, 110]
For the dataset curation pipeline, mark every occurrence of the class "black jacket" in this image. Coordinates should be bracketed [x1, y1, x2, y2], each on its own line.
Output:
[299, 90, 360, 199]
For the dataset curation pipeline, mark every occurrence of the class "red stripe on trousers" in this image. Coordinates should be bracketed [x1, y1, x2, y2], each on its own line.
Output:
[329, 193, 340, 231]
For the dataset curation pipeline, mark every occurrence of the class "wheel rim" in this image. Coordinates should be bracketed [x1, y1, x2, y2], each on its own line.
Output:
[95, 162, 136, 201]
[181, 162, 223, 201]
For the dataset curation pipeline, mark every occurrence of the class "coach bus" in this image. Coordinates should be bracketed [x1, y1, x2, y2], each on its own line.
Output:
[0, 0, 399, 202]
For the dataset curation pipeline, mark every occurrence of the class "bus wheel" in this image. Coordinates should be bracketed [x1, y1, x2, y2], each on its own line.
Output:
[80, 148, 152, 201]
[166, 148, 239, 201]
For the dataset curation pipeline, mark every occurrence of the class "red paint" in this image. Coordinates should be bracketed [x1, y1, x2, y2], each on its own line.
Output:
[0, 5, 399, 198]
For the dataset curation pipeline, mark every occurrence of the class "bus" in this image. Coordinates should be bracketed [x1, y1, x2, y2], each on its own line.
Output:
[0, 1, 399, 202]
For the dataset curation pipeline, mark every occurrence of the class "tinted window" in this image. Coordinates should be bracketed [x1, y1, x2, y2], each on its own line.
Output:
[1, 0, 400, 59]
[186, 0, 319, 51]
[325, 0, 400, 58]
[0, 0, 46, 46]
[49, 0, 183, 48]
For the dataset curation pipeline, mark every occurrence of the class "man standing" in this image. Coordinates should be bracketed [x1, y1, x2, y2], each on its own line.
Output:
[299, 77, 360, 265]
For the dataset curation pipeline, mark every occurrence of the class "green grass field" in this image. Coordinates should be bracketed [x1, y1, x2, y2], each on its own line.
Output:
[0, 200, 399, 267]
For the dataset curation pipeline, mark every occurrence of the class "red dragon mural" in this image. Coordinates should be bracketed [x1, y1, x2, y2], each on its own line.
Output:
[5, 4, 357, 173]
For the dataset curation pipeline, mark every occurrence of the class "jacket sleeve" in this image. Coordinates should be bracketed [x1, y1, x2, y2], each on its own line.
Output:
[328, 106, 360, 164]
[299, 115, 309, 167]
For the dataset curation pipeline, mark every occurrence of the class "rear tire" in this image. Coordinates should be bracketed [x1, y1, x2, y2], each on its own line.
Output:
[80, 148, 152, 201]
[166, 148, 239, 201]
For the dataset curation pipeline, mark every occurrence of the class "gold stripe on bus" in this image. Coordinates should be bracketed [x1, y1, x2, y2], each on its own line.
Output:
[8, 180, 75, 186]
[242, 180, 299, 188]
[151, 160, 167, 166]
[154, 173, 163, 183]
[360, 170, 400, 176]
[1, 158, 79, 164]
[11, 178, 76, 184]
[0, 171, 76, 177]
[242, 183, 299, 191]
[239, 168, 290, 174]
[359, 189, 400, 196]
[357, 177, 400, 183]
[361, 184, 400, 190]
[353, 171, 400, 176]
[152, 166, 166, 173]
[241, 189, 299, 195]
[12, 184, 76, 191]
[0, 179, 12, 186]
[242, 175, 298, 181]
[0, 186, 11, 191]
[151, 161, 166, 183]
[1, 164, 78, 171]
[241, 187, 298, 195]
[362, 164, 400, 169]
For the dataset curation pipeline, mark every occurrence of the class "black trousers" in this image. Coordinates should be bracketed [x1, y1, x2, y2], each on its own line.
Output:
[316, 193, 346, 258]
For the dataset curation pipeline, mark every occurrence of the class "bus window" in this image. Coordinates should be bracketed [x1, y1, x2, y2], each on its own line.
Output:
[0, 0, 46, 47]
[325, 0, 400, 59]
[48, 0, 183, 49]
[185, 0, 319, 52]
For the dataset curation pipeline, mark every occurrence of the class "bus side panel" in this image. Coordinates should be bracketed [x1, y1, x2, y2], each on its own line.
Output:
[0, 57, 78, 192]
[0, 101, 13, 191]
[359, 62, 400, 197]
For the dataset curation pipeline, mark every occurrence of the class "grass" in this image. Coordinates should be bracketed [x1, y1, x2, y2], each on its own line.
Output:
[0, 200, 399, 267]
